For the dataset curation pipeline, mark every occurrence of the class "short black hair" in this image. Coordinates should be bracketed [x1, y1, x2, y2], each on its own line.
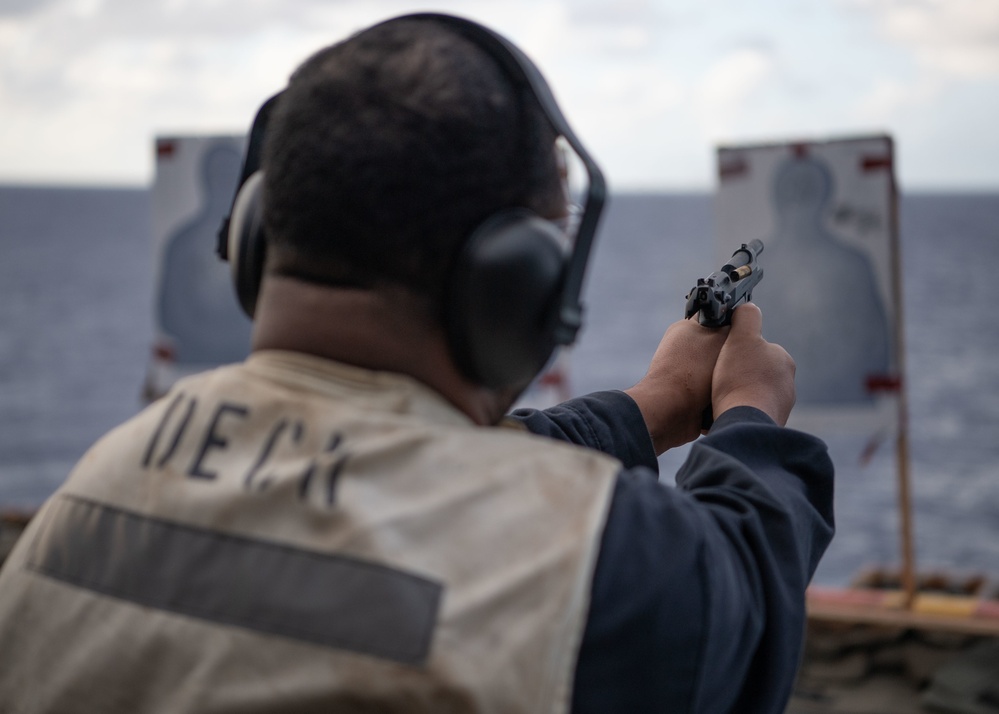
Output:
[262, 17, 562, 309]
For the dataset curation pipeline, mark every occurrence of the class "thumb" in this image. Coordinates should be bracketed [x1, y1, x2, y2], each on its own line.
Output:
[730, 302, 763, 338]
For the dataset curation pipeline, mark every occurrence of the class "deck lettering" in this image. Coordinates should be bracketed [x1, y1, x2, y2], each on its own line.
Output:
[141, 392, 184, 468]
[298, 432, 347, 506]
[188, 402, 249, 480]
[244, 420, 306, 491]
[154, 396, 198, 469]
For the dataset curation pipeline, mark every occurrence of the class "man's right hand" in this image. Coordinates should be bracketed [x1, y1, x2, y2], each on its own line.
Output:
[711, 303, 796, 426]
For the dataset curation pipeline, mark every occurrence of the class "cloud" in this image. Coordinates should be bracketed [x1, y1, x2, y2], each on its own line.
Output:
[852, 75, 944, 121]
[0, 0, 58, 17]
[699, 48, 774, 107]
[2, 0, 997, 187]
[841, 0, 999, 78]
[692, 47, 776, 140]
[0, 0, 416, 182]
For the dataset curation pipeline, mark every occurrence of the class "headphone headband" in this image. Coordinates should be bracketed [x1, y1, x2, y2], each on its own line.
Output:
[219, 13, 607, 387]
[393, 13, 606, 345]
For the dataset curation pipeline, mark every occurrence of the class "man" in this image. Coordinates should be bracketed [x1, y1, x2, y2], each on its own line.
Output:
[0, 14, 833, 714]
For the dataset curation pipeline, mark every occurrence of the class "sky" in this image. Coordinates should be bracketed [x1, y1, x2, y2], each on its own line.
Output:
[1, 0, 997, 190]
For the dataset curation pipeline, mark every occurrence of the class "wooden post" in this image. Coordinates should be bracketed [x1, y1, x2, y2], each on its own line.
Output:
[887, 139, 917, 608]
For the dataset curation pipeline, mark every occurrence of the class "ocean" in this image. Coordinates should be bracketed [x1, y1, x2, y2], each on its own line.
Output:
[1, 185, 997, 586]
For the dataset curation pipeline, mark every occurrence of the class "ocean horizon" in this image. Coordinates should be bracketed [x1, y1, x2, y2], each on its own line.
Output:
[2, 184, 998, 586]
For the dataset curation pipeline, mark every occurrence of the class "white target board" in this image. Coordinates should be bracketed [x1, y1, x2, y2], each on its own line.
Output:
[145, 135, 251, 399]
[714, 136, 902, 435]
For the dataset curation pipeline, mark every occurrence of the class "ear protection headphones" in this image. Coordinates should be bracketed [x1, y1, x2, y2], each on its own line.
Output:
[217, 13, 606, 389]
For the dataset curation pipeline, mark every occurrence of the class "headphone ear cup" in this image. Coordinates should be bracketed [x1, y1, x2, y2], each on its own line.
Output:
[445, 211, 566, 388]
[227, 170, 267, 318]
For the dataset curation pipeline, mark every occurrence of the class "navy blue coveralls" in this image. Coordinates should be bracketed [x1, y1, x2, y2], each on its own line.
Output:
[513, 391, 834, 714]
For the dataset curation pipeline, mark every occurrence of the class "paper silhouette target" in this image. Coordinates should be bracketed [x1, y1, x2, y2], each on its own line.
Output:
[715, 137, 900, 412]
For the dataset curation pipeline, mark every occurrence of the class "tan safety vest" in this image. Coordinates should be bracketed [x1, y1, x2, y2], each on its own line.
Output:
[0, 351, 618, 714]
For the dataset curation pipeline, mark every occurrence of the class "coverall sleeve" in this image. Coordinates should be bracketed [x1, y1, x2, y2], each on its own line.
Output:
[571, 406, 835, 713]
[512, 391, 833, 712]
[508, 390, 659, 473]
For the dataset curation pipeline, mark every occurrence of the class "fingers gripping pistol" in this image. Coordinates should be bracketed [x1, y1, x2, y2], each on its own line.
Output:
[685, 240, 765, 327]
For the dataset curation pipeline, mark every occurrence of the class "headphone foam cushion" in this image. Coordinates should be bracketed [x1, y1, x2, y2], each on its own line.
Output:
[227, 171, 268, 318]
[445, 211, 566, 388]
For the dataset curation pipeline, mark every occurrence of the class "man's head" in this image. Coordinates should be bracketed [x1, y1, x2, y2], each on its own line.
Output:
[260, 17, 564, 316]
